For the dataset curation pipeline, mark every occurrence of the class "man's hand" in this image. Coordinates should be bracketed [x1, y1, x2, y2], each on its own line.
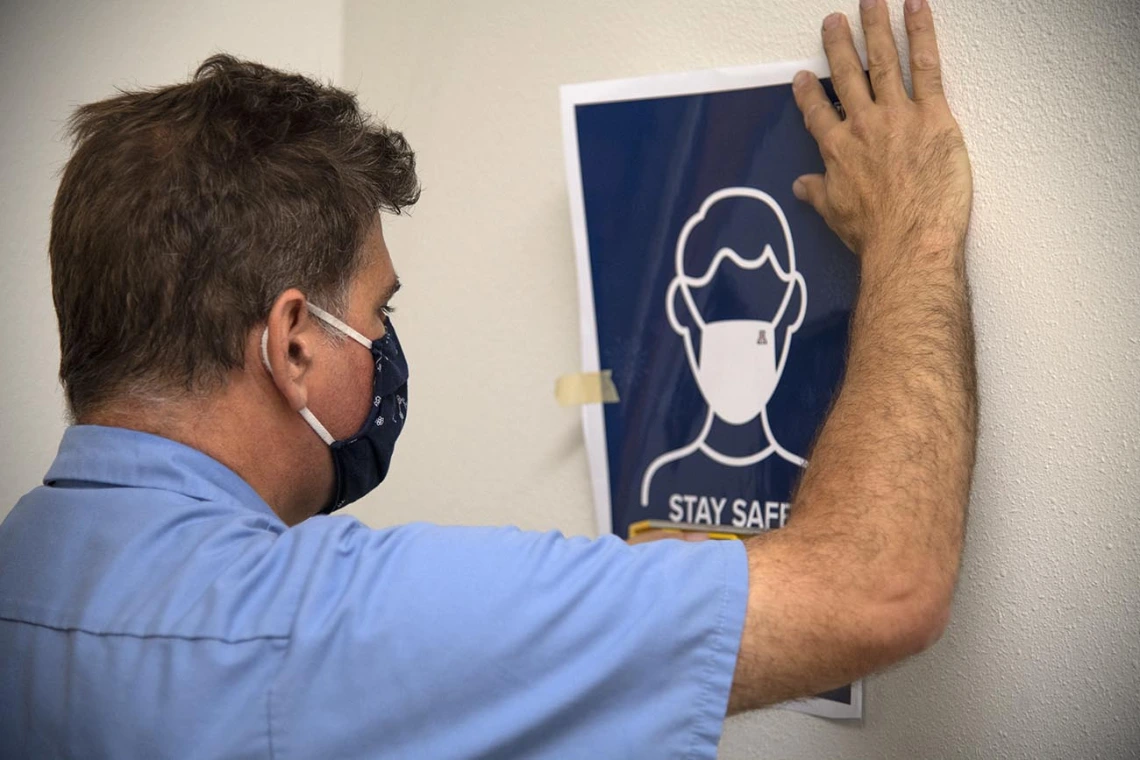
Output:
[791, 0, 972, 263]
[625, 529, 709, 546]
[727, 0, 977, 714]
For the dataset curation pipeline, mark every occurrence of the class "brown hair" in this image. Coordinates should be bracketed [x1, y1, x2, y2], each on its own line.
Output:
[49, 54, 419, 419]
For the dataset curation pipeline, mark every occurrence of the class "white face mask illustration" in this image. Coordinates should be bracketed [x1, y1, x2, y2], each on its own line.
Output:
[668, 240, 806, 426]
[696, 319, 780, 425]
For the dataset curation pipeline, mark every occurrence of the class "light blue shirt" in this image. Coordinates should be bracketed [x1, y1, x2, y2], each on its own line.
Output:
[0, 426, 747, 759]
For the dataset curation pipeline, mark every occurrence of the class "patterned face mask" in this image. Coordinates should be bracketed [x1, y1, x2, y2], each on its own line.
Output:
[261, 303, 408, 513]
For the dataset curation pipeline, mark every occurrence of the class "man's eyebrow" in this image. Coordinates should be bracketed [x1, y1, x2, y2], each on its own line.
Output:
[379, 278, 402, 303]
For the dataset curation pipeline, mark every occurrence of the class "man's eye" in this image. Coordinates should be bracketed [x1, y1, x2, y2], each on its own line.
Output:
[379, 305, 396, 316]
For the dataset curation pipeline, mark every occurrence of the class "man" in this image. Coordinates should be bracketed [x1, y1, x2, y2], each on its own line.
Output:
[0, 1, 975, 758]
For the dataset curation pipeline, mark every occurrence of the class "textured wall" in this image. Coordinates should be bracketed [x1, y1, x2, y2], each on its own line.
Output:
[343, 0, 1140, 757]
[0, 0, 344, 516]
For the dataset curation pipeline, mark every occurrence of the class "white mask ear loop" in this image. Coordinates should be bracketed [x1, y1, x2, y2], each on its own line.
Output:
[307, 303, 373, 349]
[260, 326, 336, 446]
[298, 408, 336, 445]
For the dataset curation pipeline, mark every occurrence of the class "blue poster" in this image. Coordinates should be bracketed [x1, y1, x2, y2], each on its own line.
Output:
[561, 61, 861, 720]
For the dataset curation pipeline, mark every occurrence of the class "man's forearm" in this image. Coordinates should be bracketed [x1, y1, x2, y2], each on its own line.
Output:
[729, 1, 977, 713]
[792, 238, 976, 638]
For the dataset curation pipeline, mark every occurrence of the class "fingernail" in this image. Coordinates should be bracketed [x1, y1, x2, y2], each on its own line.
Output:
[823, 13, 842, 30]
[793, 179, 806, 200]
[861, 0, 878, 9]
[793, 70, 810, 88]
[906, 0, 924, 11]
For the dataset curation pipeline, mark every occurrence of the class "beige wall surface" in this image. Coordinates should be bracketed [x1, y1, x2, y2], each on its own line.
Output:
[342, 0, 1140, 757]
[0, 0, 343, 514]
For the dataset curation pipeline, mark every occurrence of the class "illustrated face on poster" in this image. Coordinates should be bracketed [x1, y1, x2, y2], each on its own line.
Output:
[562, 61, 862, 720]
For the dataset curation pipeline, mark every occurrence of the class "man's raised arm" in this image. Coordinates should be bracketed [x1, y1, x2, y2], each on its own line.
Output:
[729, 0, 977, 712]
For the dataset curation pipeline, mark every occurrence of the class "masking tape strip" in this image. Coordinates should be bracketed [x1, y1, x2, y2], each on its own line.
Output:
[555, 370, 620, 406]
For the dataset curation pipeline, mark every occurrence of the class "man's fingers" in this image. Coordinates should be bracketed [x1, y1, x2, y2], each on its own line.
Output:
[627, 529, 709, 545]
[822, 13, 872, 113]
[793, 71, 841, 143]
[859, 0, 906, 104]
[905, 0, 944, 101]
[793, 174, 828, 216]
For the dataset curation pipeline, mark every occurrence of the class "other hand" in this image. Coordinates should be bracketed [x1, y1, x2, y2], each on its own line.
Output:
[626, 529, 710, 546]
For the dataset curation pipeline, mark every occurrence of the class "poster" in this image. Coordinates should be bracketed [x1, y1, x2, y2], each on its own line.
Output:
[561, 59, 862, 720]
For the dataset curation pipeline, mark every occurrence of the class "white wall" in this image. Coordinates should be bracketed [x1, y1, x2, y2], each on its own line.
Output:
[0, 0, 343, 514]
[343, 0, 1140, 757]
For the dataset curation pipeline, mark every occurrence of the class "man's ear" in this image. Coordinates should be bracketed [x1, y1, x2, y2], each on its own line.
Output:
[262, 289, 320, 412]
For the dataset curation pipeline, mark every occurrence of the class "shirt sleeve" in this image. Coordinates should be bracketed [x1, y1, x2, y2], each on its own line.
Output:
[266, 519, 749, 760]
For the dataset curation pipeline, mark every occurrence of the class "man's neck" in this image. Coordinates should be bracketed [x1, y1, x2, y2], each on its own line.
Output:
[83, 391, 321, 526]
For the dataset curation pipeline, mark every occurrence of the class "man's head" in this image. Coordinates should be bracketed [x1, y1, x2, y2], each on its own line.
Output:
[666, 188, 807, 425]
[50, 55, 419, 522]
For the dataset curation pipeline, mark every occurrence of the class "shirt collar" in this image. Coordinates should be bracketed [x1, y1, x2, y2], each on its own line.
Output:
[45, 425, 280, 520]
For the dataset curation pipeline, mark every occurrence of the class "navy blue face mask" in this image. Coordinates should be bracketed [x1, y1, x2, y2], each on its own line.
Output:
[261, 303, 409, 514]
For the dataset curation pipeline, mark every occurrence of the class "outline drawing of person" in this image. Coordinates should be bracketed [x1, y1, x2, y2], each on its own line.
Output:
[640, 186, 809, 509]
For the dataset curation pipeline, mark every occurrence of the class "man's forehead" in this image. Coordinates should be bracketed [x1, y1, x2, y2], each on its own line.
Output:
[354, 217, 398, 295]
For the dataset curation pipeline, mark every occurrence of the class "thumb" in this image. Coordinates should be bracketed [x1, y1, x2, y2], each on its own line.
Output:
[792, 174, 827, 216]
